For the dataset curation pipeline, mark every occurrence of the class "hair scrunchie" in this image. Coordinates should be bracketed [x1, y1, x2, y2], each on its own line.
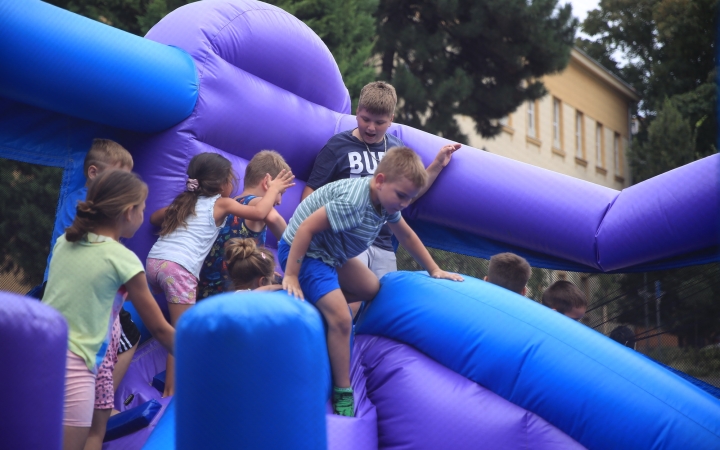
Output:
[186, 178, 199, 192]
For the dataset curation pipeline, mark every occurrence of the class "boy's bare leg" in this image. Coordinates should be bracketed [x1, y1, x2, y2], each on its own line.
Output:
[337, 258, 380, 304]
[83, 409, 112, 450]
[314, 289, 354, 388]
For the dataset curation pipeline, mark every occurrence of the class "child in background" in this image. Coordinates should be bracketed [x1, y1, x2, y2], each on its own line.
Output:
[610, 325, 636, 349]
[198, 150, 290, 299]
[43, 170, 175, 450]
[224, 238, 282, 292]
[541, 280, 588, 321]
[484, 252, 532, 295]
[148, 152, 294, 396]
[282, 146, 463, 417]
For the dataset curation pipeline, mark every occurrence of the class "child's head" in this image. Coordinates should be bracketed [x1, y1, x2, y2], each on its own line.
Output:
[224, 238, 276, 290]
[66, 169, 148, 242]
[356, 82, 397, 145]
[84, 139, 133, 181]
[485, 252, 532, 295]
[160, 153, 236, 236]
[244, 150, 291, 203]
[609, 325, 636, 349]
[541, 280, 588, 321]
[373, 146, 428, 214]
[358, 81, 397, 117]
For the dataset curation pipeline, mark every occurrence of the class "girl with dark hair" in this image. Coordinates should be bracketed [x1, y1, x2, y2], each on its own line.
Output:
[147, 152, 294, 396]
[43, 170, 175, 450]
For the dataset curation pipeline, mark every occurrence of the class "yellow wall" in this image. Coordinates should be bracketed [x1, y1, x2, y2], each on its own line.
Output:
[458, 51, 637, 190]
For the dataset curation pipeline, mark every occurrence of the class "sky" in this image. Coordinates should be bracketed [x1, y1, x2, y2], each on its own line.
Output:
[562, 0, 600, 24]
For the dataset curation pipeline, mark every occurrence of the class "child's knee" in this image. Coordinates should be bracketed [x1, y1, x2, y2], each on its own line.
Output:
[327, 312, 352, 336]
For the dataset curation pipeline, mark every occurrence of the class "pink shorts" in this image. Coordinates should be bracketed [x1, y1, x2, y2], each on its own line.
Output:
[63, 350, 95, 427]
[94, 315, 121, 409]
[146, 258, 197, 305]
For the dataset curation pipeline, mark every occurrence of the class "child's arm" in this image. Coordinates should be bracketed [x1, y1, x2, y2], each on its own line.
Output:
[265, 208, 287, 241]
[282, 207, 332, 299]
[388, 218, 464, 281]
[216, 170, 295, 222]
[150, 207, 168, 227]
[123, 272, 175, 355]
[413, 143, 462, 202]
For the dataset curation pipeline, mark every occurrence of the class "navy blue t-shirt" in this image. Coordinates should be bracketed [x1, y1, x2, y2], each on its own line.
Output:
[306, 129, 404, 251]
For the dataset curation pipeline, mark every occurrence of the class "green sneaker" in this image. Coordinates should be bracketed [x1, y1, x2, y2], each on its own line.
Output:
[333, 386, 355, 417]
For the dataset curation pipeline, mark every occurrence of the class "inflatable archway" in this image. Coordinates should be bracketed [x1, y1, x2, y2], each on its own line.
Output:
[1, 1, 719, 449]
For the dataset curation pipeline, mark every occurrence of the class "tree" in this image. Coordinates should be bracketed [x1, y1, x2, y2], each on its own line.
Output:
[375, 0, 577, 143]
[577, 0, 717, 181]
[264, 0, 379, 109]
[0, 161, 63, 287]
[629, 98, 695, 183]
[46, 0, 194, 36]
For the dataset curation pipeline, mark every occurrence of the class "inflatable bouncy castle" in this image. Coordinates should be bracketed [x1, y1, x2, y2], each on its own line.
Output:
[1, 1, 719, 449]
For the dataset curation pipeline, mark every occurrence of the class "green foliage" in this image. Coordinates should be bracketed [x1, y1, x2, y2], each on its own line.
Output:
[47, 0, 195, 36]
[628, 98, 695, 183]
[375, 0, 577, 142]
[265, 0, 378, 110]
[647, 346, 720, 380]
[577, 0, 717, 182]
[614, 264, 720, 348]
[0, 161, 63, 286]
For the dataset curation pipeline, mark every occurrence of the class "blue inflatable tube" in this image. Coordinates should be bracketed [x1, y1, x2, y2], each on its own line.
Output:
[356, 272, 720, 449]
[174, 292, 329, 449]
[0, 0, 198, 132]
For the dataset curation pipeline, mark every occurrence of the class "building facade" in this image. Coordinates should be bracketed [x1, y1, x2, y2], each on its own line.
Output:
[458, 47, 640, 190]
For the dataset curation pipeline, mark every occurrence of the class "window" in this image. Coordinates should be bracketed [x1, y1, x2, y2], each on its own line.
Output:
[553, 98, 562, 149]
[614, 133, 622, 176]
[575, 111, 584, 159]
[527, 101, 536, 138]
[595, 123, 604, 167]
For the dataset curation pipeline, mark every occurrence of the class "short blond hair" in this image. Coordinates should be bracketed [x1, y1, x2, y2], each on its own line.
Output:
[358, 81, 397, 116]
[84, 139, 133, 177]
[244, 150, 291, 188]
[375, 146, 427, 189]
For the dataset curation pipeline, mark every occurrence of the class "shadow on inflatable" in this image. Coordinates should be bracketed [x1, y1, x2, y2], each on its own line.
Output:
[1, 1, 719, 449]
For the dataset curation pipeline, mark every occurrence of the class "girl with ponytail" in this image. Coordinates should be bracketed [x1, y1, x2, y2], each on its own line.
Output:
[147, 152, 294, 396]
[43, 170, 175, 450]
[224, 238, 281, 292]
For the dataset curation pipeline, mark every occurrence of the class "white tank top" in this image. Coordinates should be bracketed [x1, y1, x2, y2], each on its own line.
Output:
[147, 194, 226, 278]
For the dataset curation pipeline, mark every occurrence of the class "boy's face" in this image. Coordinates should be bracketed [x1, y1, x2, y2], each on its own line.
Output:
[564, 306, 587, 322]
[356, 107, 393, 145]
[373, 174, 420, 215]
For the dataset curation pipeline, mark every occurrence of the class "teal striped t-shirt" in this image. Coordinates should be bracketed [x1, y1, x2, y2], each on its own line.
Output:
[282, 177, 401, 267]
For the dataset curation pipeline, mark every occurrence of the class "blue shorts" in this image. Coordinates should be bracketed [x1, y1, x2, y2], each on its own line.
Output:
[278, 239, 340, 305]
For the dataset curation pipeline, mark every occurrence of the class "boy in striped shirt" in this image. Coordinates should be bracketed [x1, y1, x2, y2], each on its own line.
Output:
[280, 146, 463, 417]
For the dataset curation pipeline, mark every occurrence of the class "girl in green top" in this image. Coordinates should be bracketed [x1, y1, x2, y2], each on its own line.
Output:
[43, 170, 175, 450]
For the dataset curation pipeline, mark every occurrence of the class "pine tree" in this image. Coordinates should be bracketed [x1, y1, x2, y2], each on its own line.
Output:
[375, 0, 577, 142]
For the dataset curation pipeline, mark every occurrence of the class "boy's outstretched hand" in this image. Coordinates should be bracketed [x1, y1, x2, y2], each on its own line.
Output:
[429, 268, 464, 282]
[282, 275, 305, 300]
[434, 143, 462, 168]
